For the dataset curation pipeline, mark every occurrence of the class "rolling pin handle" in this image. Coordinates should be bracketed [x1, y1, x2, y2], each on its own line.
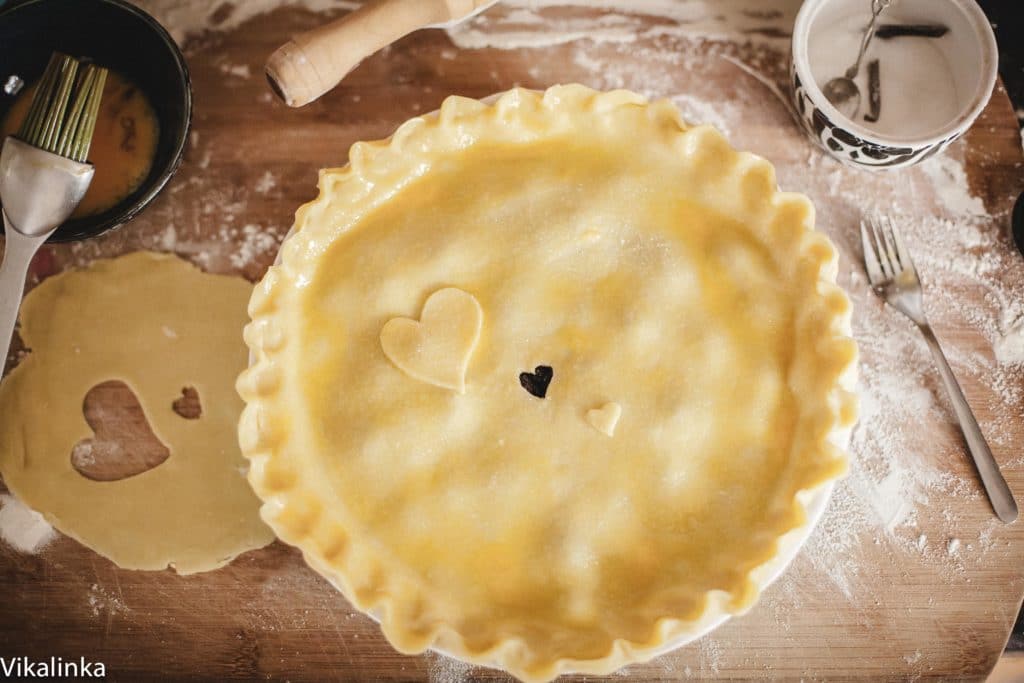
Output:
[266, 41, 323, 108]
[265, 0, 464, 108]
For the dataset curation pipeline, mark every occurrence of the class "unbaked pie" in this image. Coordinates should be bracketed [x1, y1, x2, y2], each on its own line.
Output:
[237, 85, 858, 681]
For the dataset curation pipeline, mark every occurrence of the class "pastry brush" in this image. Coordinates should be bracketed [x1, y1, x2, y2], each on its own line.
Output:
[0, 53, 107, 359]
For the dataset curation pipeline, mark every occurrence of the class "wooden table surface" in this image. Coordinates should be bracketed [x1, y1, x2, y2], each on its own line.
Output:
[3, 2, 1024, 681]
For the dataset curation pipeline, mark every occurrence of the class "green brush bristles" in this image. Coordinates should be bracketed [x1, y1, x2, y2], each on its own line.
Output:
[17, 53, 108, 164]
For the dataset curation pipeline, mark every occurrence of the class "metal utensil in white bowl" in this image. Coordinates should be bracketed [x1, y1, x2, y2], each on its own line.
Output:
[0, 53, 106, 359]
[822, 0, 892, 118]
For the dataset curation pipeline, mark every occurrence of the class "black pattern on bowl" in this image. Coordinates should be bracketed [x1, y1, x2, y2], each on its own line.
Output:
[790, 65, 959, 170]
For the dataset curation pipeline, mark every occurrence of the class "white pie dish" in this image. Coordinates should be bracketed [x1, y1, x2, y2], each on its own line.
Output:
[243, 86, 858, 680]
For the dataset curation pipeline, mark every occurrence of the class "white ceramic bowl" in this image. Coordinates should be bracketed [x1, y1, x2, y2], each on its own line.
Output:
[791, 0, 997, 169]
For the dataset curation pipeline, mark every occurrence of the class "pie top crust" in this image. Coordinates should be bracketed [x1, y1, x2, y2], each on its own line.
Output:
[238, 85, 858, 681]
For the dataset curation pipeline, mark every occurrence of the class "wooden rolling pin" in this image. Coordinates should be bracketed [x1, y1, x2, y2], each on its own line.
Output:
[266, 0, 498, 107]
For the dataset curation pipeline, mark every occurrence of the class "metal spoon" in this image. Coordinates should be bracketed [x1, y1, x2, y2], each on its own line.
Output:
[823, 0, 892, 119]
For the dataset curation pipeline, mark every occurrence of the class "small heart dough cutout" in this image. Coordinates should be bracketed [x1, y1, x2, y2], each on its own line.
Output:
[587, 402, 622, 437]
[380, 288, 483, 393]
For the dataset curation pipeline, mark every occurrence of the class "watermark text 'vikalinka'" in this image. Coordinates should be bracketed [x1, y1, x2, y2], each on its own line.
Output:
[1, 655, 106, 678]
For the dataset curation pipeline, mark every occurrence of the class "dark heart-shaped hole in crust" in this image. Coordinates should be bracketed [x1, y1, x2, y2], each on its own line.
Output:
[519, 365, 553, 399]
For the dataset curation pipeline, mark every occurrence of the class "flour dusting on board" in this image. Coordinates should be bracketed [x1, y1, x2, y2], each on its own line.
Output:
[87, 583, 130, 617]
[765, 135, 1022, 602]
[921, 154, 989, 217]
[134, 0, 359, 44]
[447, 0, 799, 50]
[996, 316, 1024, 365]
[0, 493, 57, 554]
[426, 654, 478, 683]
[135, 0, 798, 49]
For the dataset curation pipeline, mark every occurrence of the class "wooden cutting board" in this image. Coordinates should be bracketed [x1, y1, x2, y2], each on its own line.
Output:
[3, 3, 1024, 681]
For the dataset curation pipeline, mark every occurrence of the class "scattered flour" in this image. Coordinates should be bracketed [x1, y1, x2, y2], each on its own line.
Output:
[768, 136, 1021, 602]
[255, 171, 278, 195]
[697, 637, 723, 676]
[920, 154, 989, 217]
[447, 0, 799, 50]
[995, 316, 1024, 365]
[159, 224, 178, 250]
[136, 0, 798, 51]
[87, 583, 129, 617]
[0, 493, 57, 554]
[219, 62, 252, 79]
[229, 224, 282, 269]
[134, 0, 359, 44]
[448, 12, 644, 50]
[426, 653, 477, 683]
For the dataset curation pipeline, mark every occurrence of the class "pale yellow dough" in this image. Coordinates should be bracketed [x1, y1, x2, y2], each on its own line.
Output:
[0, 252, 274, 574]
[380, 287, 483, 393]
[239, 86, 858, 681]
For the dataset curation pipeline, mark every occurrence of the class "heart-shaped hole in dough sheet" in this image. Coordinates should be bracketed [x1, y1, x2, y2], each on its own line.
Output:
[172, 386, 202, 420]
[380, 288, 483, 393]
[71, 381, 172, 482]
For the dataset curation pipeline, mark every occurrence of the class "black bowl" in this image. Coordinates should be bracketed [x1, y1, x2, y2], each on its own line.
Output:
[0, 0, 191, 242]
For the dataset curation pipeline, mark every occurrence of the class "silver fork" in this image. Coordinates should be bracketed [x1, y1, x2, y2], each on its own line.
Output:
[861, 215, 1017, 523]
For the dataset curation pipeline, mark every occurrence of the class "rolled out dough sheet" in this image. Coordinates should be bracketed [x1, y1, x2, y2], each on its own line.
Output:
[0, 252, 274, 573]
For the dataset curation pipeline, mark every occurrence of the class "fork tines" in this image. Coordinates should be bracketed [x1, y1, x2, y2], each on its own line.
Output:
[860, 213, 916, 286]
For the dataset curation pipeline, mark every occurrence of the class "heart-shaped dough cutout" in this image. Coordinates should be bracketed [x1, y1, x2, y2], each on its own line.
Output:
[587, 402, 622, 437]
[380, 288, 483, 393]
